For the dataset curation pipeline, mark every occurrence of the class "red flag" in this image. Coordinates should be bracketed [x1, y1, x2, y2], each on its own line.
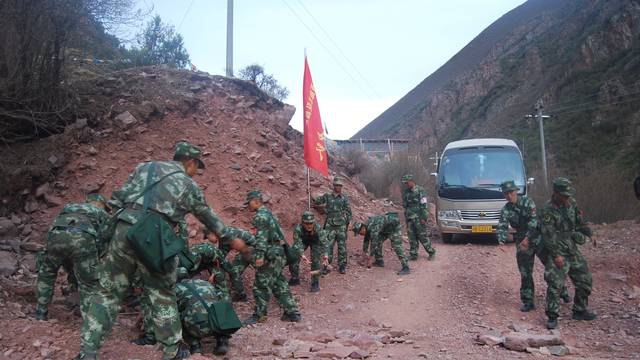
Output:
[303, 56, 329, 177]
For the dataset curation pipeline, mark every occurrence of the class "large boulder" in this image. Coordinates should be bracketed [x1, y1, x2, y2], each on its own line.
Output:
[0, 251, 18, 277]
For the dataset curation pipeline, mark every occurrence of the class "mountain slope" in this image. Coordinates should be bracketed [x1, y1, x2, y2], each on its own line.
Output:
[354, 0, 640, 171]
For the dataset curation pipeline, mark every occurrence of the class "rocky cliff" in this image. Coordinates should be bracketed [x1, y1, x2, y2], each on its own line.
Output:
[355, 0, 640, 172]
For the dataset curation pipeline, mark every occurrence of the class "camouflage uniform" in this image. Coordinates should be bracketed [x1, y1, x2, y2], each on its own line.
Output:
[314, 178, 352, 269]
[35, 196, 109, 319]
[356, 213, 409, 269]
[402, 174, 435, 259]
[79, 142, 226, 359]
[541, 178, 594, 323]
[175, 279, 237, 353]
[246, 190, 300, 321]
[288, 211, 328, 290]
[217, 226, 256, 299]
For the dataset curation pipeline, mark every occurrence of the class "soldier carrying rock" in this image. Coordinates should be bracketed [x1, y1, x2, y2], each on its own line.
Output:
[287, 211, 329, 292]
[352, 212, 410, 275]
[541, 178, 596, 329]
[76, 141, 227, 360]
[243, 189, 301, 325]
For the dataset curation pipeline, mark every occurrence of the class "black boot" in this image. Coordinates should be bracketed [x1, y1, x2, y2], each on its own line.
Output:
[409, 255, 418, 261]
[572, 310, 597, 321]
[310, 278, 320, 293]
[397, 265, 410, 275]
[214, 336, 230, 355]
[546, 317, 558, 329]
[520, 303, 535, 312]
[164, 344, 191, 360]
[281, 312, 302, 322]
[34, 308, 48, 321]
[288, 277, 301, 286]
[73, 352, 97, 360]
[131, 333, 157, 346]
[232, 293, 248, 302]
[321, 265, 331, 275]
[189, 340, 203, 354]
[244, 313, 267, 325]
[373, 259, 385, 267]
[339, 264, 346, 274]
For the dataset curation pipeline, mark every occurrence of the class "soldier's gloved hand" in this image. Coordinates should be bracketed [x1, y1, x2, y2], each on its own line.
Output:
[554, 256, 564, 269]
[255, 258, 265, 267]
[520, 237, 529, 251]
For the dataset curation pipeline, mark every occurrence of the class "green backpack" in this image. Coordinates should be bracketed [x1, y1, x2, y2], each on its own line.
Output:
[182, 281, 242, 335]
[125, 163, 185, 274]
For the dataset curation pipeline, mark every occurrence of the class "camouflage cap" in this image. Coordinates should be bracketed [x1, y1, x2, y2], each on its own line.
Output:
[333, 177, 344, 186]
[86, 193, 107, 203]
[553, 177, 575, 196]
[500, 180, 520, 193]
[301, 211, 315, 224]
[244, 189, 262, 205]
[401, 174, 414, 183]
[174, 141, 205, 169]
[351, 222, 363, 235]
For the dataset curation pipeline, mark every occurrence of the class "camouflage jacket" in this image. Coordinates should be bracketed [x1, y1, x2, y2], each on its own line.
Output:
[49, 202, 110, 247]
[175, 278, 228, 317]
[109, 161, 225, 237]
[219, 226, 256, 254]
[291, 223, 327, 257]
[540, 198, 592, 258]
[402, 185, 429, 220]
[251, 205, 283, 262]
[496, 195, 537, 244]
[314, 192, 352, 227]
[362, 213, 400, 252]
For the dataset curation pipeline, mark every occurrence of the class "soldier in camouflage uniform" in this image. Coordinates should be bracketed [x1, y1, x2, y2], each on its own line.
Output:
[401, 174, 435, 261]
[175, 277, 240, 356]
[34, 193, 109, 321]
[541, 178, 596, 330]
[244, 190, 301, 324]
[288, 211, 329, 292]
[352, 212, 410, 275]
[76, 141, 227, 360]
[497, 180, 570, 312]
[313, 177, 352, 274]
[209, 226, 257, 302]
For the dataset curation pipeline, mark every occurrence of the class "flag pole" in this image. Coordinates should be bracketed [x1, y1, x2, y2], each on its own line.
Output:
[306, 167, 311, 210]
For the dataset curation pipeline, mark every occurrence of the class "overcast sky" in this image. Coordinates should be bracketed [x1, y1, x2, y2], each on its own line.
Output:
[134, 0, 525, 139]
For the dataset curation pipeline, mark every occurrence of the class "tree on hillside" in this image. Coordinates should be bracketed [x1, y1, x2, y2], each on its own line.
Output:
[238, 64, 290, 101]
[124, 16, 190, 68]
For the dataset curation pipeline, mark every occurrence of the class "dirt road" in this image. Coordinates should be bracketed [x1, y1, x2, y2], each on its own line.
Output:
[2, 226, 639, 359]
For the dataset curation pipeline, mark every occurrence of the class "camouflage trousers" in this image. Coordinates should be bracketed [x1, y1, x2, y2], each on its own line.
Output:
[288, 242, 323, 283]
[325, 224, 348, 267]
[229, 255, 251, 297]
[516, 239, 569, 306]
[370, 227, 409, 268]
[406, 217, 435, 258]
[80, 221, 181, 358]
[253, 246, 299, 317]
[544, 252, 592, 319]
[36, 229, 100, 318]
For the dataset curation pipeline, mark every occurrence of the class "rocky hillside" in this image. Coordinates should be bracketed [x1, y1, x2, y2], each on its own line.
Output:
[354, 0, 640, 172]
[0, 66, 394, 280]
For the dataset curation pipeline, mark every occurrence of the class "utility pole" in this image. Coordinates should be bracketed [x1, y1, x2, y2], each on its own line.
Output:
[226, 0, 234, 77]
[526, 99, 551, 190]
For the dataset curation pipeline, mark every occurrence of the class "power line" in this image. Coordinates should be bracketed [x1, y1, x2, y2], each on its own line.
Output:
[295, 0, 382, 99]
[177, 0, 196, 31]
[281, 0, 377, 101]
